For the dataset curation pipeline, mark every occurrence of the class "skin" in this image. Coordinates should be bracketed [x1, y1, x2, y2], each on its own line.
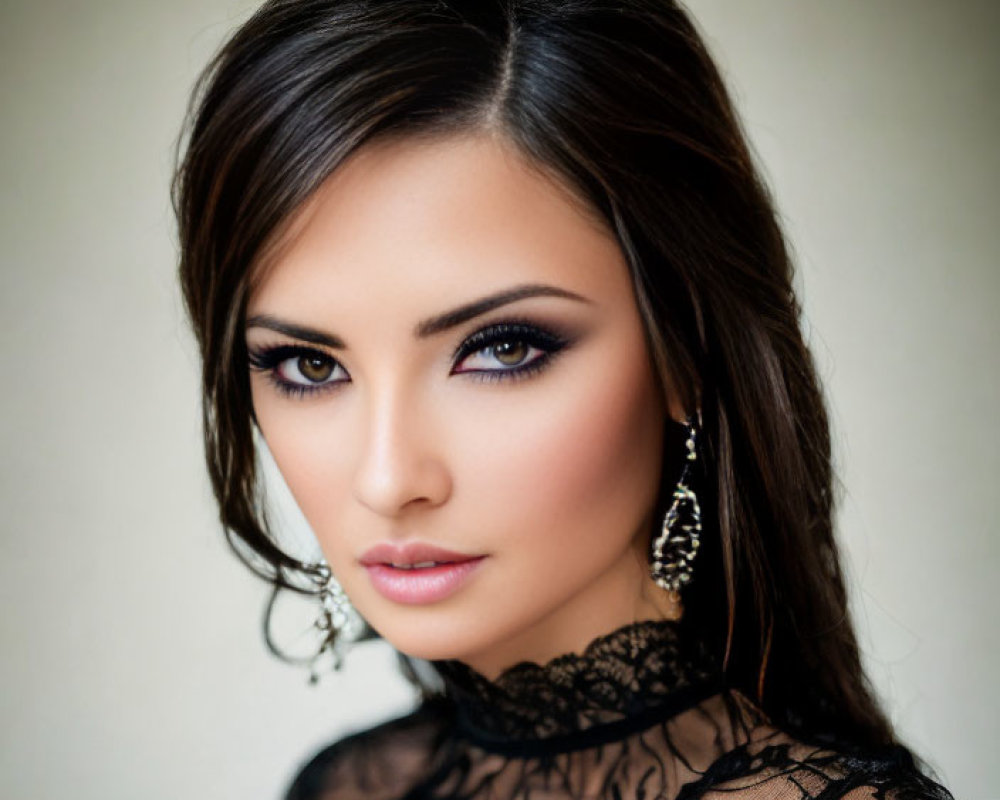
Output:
[245, 130, 685, 679]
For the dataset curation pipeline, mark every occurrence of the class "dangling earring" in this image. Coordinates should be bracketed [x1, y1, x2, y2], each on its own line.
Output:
[650, 412, 703, 602]
[305, 562, 364, 684]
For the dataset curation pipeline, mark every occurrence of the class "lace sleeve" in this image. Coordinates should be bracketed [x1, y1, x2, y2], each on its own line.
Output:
[677, 731, 954, 800]
[283, 697, 454, 800]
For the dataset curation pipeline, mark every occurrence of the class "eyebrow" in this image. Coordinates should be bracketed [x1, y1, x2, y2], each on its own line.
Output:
[244, 282, 591, 348]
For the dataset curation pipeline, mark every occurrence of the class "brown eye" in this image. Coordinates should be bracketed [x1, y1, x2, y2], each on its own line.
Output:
[247, 343, 347, 398]
[492, 341, 528, 366]
[451, 320, 568, 380]
[298, 355, 334, 382]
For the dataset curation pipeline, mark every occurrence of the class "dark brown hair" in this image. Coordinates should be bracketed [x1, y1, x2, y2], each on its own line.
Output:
[174, 0, 895, 749]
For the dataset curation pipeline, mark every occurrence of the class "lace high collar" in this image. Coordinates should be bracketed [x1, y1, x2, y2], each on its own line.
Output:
[430, 619, 722, 753]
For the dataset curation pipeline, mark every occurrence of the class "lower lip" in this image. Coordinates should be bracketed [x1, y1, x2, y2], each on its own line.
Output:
[363, 557, 487, 605]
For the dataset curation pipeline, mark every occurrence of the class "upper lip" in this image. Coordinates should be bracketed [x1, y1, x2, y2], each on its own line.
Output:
[359, 542, 484, 567]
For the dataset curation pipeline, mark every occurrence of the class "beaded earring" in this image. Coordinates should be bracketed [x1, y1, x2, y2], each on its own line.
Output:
[650, 412, 703, 600]
[302, 563, 364, 683]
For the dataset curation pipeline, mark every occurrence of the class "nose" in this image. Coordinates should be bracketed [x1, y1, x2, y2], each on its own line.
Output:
[351, 382, 452, 517]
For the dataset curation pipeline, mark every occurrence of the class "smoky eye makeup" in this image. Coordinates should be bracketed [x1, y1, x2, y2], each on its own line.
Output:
[245, 315, 577, 399]
[448, 317, 573, 383]
[246, 342, 347, 399]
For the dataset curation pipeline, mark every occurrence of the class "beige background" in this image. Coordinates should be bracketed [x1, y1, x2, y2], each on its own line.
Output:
[1, 1, 996, 798]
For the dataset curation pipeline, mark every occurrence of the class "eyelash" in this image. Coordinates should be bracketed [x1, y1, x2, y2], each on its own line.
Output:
[246, 319, 571, 400]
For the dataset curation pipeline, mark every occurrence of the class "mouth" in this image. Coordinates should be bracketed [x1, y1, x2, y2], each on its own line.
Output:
[358, 541, 485, 568]
[361, 555, 487, 604]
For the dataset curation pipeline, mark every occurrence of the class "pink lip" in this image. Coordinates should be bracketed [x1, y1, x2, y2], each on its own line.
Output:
[359, 542, 487, 605]
[359, 541, 483, 567]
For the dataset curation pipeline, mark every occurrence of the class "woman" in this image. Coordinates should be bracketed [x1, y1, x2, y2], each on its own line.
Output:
[172, 1, 954, 798]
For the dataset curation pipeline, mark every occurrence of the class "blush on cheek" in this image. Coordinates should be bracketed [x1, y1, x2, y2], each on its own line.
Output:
[473, 350, 665, 543]
[262, 421, 352, 536]
[551, 381, 661, 525]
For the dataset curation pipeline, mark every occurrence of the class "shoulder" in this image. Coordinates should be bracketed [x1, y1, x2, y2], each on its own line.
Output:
[283, 695, 454, 800]
[684, 723, 954, 800]
[813, 745, 954, 800]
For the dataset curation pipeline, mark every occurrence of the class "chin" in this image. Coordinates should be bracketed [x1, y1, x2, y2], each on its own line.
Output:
[363, 608, 508, 666]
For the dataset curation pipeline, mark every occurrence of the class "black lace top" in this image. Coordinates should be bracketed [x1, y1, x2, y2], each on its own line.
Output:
[284, 620, 953, 800]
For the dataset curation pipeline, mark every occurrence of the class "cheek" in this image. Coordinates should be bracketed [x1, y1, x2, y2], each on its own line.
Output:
[251, 392, 354, 537]
[459, 342, 665, 559]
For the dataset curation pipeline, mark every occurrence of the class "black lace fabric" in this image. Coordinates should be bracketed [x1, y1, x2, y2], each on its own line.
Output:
[285, 621, 953, 800]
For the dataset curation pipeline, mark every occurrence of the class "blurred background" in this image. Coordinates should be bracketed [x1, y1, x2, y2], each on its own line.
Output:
[0, 1, 996, 798]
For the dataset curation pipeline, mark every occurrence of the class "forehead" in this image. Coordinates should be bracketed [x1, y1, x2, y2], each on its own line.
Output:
[247, 132, 629, 318]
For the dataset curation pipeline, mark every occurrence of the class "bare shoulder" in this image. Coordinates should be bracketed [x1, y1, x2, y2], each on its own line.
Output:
[283, 695, 454, 800]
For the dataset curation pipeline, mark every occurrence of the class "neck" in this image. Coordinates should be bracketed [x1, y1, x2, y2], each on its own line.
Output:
[431, 617, 726, 751]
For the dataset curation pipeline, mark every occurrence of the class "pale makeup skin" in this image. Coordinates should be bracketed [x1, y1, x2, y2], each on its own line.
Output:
[245, 130, 686, 679]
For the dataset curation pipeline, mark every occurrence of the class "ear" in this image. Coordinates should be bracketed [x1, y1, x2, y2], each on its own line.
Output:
[660, 373, 698, 426]
[666, 393, 687, 426]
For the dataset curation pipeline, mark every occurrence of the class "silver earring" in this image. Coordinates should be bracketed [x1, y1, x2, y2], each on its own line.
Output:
[650, 412, 702, 597]
[306, 563, 364, 684]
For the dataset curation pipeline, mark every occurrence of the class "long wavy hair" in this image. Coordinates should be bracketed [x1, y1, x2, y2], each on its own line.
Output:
[174, 0, 897, 751]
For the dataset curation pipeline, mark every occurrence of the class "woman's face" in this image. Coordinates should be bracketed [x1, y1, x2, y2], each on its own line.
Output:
[245, 132, 679, 678]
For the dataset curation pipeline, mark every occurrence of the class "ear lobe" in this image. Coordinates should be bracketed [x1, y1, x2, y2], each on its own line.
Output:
[655, 363, 700, 426]
[662, 384, 696, 426]
[666, 397, 687, 426]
